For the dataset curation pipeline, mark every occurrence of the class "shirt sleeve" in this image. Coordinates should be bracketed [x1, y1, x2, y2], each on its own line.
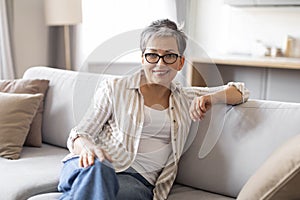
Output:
[67, 79, 113, 153]
[227, 81, 250, 103]
[183, 81, 250, 105]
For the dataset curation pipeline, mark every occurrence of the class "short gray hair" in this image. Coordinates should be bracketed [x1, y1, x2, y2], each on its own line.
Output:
[140, 19, 187, 55]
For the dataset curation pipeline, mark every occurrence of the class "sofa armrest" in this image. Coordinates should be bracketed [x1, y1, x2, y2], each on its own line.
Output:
[237, 134, 300, 200]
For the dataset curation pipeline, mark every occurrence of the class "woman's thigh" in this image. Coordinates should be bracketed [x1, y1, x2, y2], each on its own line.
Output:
[116, 173, 153, 200]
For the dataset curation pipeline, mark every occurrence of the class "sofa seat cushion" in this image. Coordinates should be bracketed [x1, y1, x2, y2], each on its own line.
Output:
[168, 184, 235, 200]
[0, 144, 68, 200]
[27, 192, 62, 200]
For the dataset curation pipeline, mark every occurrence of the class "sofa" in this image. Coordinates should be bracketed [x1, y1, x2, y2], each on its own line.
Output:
[1, 66, 300, 200]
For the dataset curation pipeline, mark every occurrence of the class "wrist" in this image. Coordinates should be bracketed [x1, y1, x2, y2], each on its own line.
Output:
[209, 91, 226, 104]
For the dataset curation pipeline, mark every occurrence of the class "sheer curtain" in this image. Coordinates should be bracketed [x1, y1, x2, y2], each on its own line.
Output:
[0, 0, 14, 79]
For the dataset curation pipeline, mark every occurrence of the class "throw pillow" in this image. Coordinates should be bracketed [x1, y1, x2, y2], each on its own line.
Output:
[0, 92, 43, 159]
[237, 134, 300, 200]
[0, 79, 49, 147]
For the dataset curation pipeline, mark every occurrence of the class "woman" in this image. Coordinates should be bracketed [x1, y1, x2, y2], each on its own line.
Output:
[58, 19, 249, 200]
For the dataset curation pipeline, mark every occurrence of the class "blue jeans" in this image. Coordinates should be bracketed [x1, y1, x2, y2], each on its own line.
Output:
[58, 157, 154, 200]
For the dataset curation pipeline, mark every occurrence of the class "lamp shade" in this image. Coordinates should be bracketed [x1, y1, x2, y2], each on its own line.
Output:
[45, 0, 82, 26]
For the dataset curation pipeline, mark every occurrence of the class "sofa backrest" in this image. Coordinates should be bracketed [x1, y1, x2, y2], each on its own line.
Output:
[23, 66, 117, 148]
[176, 99, 300, 198]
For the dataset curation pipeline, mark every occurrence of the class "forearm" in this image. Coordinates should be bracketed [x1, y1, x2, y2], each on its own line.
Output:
[210, 86, 244, 105]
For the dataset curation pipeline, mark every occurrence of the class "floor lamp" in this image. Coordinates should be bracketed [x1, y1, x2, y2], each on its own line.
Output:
[44, 0, 82, 70]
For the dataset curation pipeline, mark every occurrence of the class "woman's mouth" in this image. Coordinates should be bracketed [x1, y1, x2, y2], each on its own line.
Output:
[152, 69, 170, 76]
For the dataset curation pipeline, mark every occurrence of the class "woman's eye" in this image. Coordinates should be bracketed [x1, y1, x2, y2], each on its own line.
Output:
[165, 54, 172, 59]
[149, 54, 158, 58]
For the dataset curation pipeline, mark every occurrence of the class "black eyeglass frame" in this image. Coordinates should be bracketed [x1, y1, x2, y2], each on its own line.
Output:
[144, 53, 181, 64]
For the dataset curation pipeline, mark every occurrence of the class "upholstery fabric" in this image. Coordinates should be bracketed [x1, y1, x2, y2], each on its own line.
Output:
[0, 92, 43, 159]
[176, 100, 300, 197]
[0, 79, 49, 147]
[22, 67, 114, 148]
[237, 134, 300, 200]
[27, 193, 61, 200]
[168, 184, 234, 200]
[0, 144, 68, 200]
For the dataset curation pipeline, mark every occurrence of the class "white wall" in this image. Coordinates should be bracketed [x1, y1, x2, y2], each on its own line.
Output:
[194, 0, 300, 57]
[13, 0, 48, 78]
[11, 0, 300, 78]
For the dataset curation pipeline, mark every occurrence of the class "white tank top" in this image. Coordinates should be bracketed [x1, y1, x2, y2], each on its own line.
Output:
[131, 105, 172, 185]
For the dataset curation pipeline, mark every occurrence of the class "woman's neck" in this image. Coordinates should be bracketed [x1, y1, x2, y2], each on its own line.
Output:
[140, 84, 171, 110]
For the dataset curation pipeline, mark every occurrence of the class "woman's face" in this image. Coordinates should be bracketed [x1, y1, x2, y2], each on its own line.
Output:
[142, 36, 185, 87]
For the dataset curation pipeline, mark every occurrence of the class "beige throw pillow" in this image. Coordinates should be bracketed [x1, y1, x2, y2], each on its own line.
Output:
[0, 92, 43, 159]
[237, 134, 300, 200]
[0, 79, 49, 147]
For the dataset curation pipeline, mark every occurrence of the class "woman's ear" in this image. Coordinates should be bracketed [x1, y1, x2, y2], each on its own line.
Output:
[177, 56, 185, 71]
[141, 54, 145, 64]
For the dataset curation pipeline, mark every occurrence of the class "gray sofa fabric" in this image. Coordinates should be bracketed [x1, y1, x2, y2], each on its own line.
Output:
[0, 144, 68, 200]
[168, 184, 234, 200]
[1, 66, 300, 200]
[176, 100, 300, 197]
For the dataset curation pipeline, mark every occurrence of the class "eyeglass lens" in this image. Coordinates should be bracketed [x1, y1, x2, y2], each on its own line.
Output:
[145, 53, 178, 64]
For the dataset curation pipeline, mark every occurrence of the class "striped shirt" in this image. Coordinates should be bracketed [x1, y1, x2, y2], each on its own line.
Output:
[66, 70, 249, 200]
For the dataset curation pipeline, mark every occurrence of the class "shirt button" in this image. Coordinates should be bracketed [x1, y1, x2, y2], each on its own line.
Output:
[173, 120, 176, 123]
[171, 107, 174, 110]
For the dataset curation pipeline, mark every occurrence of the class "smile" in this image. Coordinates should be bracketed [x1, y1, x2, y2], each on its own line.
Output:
[152, 69, 170, 76]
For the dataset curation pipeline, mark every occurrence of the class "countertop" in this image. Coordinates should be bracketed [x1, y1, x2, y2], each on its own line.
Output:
[192, 54, 300, 70]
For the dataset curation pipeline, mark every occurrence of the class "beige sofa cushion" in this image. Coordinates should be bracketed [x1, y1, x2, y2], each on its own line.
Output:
[237, 134, 300, 200]
[0, 92, 43, 159]
[0, 79, 49, 147]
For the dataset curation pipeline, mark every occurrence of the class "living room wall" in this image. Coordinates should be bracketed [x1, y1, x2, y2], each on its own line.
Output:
[13, 0, 48, 78]
[193, 0, 300, 57]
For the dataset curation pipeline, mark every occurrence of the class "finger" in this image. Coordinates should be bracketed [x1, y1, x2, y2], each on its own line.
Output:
[190, 112, 196, 121]
[195, 99, 204, 118]
[94, 149, 105, 162]
[79, 154, 88, 168]
[87, 153, 95, 166]
[83, 154, 89, 168]
[103, 150, 113, 163]
[79, 155, 84, 168]
[200, 99, 207, 113]
[192, 110, 202, 121]
[195, 98, 201, 114]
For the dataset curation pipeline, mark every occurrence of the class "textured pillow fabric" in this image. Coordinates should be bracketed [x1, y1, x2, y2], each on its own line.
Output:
[0, 92, 43, 159]
[237, 134, 300, 200]
[0, 79, 49, 147]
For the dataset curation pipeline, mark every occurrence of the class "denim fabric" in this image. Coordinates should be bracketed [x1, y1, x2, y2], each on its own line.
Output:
[117, 167, 154, 200]
[58, 157, 154, 200]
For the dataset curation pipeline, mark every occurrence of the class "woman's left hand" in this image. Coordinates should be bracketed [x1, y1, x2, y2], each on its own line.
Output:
[189, 95, 212, 121]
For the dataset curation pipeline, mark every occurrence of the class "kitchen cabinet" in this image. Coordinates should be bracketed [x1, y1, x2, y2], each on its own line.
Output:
[187, 55, 300, 103]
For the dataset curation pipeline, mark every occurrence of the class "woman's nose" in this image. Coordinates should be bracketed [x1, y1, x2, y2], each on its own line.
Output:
[157, 57, 166, 65]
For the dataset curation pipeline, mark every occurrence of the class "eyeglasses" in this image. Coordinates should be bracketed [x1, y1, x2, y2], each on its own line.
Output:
[144, 53, 180, 64]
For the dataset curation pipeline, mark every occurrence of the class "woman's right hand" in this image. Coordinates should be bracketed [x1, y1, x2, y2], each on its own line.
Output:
[74, 137, 113, 168]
